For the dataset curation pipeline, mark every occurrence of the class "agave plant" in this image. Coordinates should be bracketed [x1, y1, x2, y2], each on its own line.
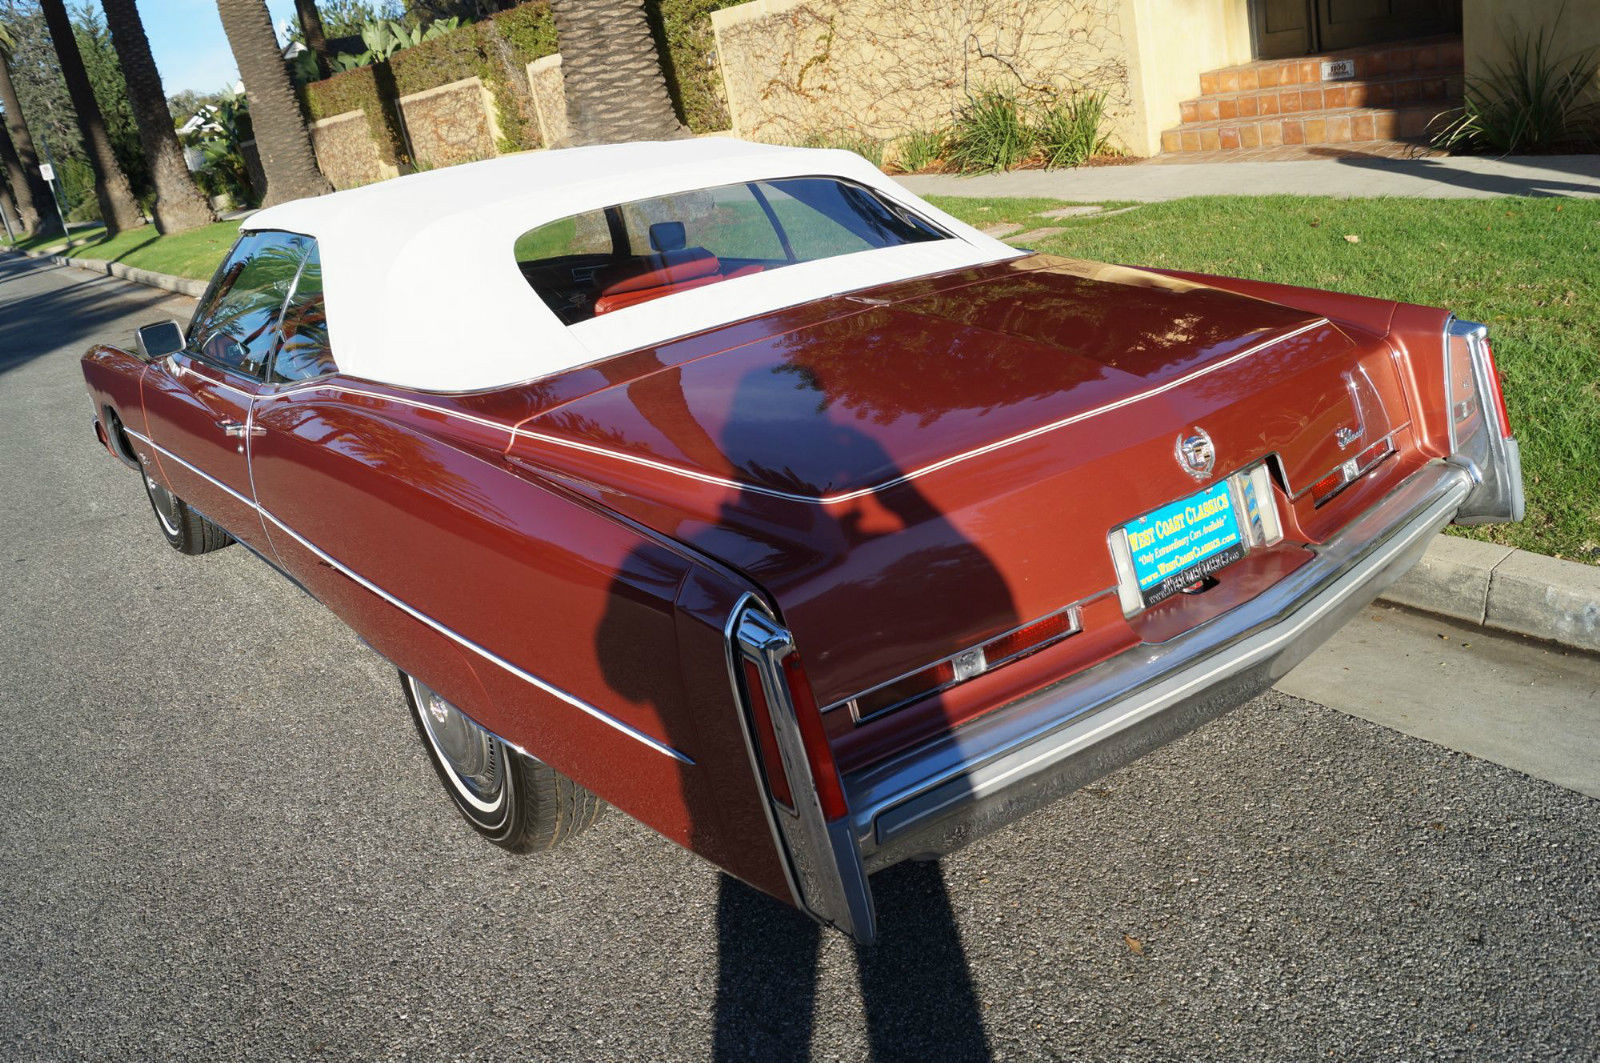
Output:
[331, 17, 462, 72]
[1431, 21, 1599, 155]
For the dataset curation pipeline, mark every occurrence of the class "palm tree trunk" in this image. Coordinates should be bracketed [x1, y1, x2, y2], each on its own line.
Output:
[0, 174, 17, 238]
[216, 0, 330, 205]
[548, 0, 686, 145]
[295, 0, 331, 80]
[100, 0, 215, 234]
[0, 51, 60, 236]
[38, 0, 143, 236]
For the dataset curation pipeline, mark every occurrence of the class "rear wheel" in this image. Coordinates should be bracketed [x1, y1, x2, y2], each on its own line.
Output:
[401, 671, 602, 852]
[141, 465, 232, 554]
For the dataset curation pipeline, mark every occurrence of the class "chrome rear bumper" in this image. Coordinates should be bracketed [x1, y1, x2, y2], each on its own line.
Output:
[842, 460, 1474, 877]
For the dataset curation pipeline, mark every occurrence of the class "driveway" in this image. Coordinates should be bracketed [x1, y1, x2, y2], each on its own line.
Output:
[2, 253, 1597, 1062]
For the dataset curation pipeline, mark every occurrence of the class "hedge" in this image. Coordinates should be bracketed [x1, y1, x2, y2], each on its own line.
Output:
[302, 0, 744, 165]
[657, 0, 746, 134]
[302, 1, 558, 164]
[304, 64, 406, 167]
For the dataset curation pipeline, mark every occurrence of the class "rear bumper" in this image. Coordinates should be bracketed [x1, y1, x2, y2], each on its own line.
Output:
[815, 459, 1474, 928]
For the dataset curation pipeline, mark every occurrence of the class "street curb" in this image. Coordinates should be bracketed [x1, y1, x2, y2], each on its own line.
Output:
[8, 248, 1596, 655]
[1380, 536, 1600, 654]
[40, 251, 209, 298]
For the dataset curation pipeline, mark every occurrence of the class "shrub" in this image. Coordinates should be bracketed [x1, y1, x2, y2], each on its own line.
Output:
[799, 130, 885, 169]
[947, 90, 1034, 173]
[1430, 21, 1599, 155]
[304, 64, 405, 166]
[301, 1, 558, 161]
[655, 0, 746, 133]
[895, 127, 947, 173]
[1035, 91, 1113, 168]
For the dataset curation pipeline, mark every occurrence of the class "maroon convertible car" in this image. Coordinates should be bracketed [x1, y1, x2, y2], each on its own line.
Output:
[82, 139, 1522, 943]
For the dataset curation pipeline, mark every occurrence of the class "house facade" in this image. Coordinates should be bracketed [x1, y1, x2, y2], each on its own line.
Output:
[710, 0, 1598, 157]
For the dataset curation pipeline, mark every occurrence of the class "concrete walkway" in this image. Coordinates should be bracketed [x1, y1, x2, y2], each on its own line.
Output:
[1280, 602, 1600, 800]
[900, 153, 1600, 201]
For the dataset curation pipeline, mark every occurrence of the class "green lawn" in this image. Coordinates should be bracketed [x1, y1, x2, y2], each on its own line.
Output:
[5, 222, 105, 254]
[7, 219, 243, 280]
[930, 195, 1599, 563]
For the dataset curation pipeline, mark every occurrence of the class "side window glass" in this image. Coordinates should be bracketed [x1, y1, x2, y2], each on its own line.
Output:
[187, 231, 309, 377]
[271, 247, 336, 383]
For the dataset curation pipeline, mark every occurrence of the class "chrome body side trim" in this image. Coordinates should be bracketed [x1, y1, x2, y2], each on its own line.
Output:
[843, 460, 1473, 872]
[123, 427, 691, 765]
[1443, 318, 1524, 525]
[727, 602, 876, 944]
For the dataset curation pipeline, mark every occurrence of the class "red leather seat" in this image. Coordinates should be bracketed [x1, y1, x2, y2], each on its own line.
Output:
[593, 258, 766, 315]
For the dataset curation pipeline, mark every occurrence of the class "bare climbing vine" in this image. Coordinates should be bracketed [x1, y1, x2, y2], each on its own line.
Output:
[719, 0, 1130, 147]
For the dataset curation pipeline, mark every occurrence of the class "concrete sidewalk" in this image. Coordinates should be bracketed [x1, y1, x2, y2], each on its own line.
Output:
[900, 153, 1600, 201]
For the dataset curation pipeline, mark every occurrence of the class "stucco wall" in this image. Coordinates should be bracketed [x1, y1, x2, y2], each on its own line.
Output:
[711, 0, 1135, 155]
[1464, 0, 1600, 90]
[527, 55, 571, 149]
[1119, 0, 1252, 155]
[398, 76, 503, 170]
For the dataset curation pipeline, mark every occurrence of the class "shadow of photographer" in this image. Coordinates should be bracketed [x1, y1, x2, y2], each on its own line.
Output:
[593, 359, 1011, 1060]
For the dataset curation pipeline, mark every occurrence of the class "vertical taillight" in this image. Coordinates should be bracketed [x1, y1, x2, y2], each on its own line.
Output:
[728, 599, 876, 943]
[1445, 321, 1481, 451]
[1480, 339, 1513, 439]
[740, 658, 794, 808]
[730, 603, 848, 821]
[781, 652, 848, 822]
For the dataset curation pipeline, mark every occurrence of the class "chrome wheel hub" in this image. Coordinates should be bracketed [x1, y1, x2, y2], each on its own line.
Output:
[144, 469, 181, 535]
[410, 678, 506, 814]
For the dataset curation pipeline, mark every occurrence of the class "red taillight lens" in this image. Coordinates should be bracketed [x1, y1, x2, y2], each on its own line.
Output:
[984, 610, 1077, 663]
[1310, 467, 1347, 506]
[1311, 438, 1394, 507]
[1481, 339, 1513, 439]
[782, 652, 849, 822]
[741, 658, 793, 808]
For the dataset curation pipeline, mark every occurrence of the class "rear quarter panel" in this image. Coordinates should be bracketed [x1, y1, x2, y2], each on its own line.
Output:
[1149, 269, 1453, 456]
[248, 383, 790, 899]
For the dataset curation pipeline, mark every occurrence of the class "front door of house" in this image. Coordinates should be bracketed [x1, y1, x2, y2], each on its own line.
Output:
[1252, 0, 1460, 59]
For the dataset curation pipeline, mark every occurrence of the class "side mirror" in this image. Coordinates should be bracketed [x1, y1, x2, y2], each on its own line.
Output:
[135, 320, 185, 361]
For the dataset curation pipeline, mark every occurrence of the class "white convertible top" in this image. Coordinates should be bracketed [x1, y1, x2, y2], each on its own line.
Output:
[246, 139, 1018, 392]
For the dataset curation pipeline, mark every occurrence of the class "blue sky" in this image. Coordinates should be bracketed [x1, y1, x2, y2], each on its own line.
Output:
[100, 0, 302, 98]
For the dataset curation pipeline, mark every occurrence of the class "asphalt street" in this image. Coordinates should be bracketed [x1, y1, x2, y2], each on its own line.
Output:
[2, 252, 1597, 1062]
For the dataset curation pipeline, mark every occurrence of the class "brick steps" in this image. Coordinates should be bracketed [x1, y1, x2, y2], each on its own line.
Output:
[1161, 34, 1463, 156]
[1162, 104, 1448, 154]
[1180, 70, 1465, 124]
[1198, 35, 1463, 94]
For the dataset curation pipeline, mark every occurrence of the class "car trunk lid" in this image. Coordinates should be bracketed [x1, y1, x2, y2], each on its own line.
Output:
[505, 257, 1407, 711]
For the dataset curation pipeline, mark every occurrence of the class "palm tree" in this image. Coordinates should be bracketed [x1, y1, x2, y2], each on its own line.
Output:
[216, 0, 329, 204]
[0, 19, 58, 236]
[0, 168, 17, 237]
[294, 0, 331, 80]
[547, 0, 685, 145]
[100, 0, 215, 234]
[37, 0, 143, 235]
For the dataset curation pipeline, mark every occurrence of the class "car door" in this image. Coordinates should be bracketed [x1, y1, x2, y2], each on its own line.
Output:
[141, 231, 311, 547]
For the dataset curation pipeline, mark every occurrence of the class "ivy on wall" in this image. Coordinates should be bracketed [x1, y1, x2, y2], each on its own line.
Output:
[301, 0, 746, 164]
[302, 1, 558, 164]
[654, 0, 747, 134]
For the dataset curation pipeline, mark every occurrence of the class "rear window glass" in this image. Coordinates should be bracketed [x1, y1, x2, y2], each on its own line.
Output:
[514, 177, 947, 325]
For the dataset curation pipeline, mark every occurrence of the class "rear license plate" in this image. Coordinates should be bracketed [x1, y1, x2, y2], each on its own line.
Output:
[1120, 480, 1245, 607]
